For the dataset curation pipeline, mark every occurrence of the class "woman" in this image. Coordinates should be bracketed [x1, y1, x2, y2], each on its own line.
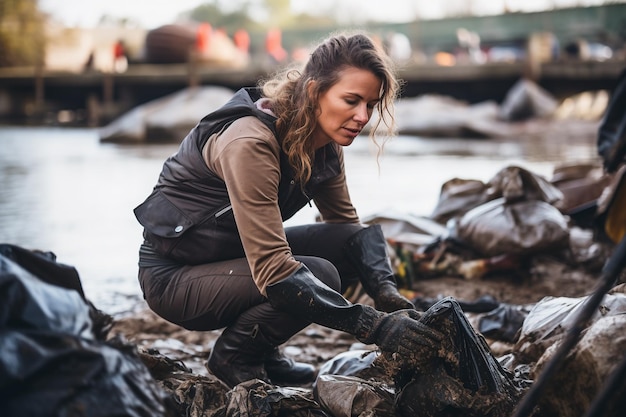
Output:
[134, 32, 442, 388]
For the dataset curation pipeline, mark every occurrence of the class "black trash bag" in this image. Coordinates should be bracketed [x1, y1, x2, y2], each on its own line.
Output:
[478, 303, 529, 343]
[443, 166, 570, 257]
[0, 244, 170, 417]
[315, 350, 381, 383]
[0, 245, 93, 338]
[0, 244, 85, 297]
[450, 198, 570, 257]
[393, 297, 525, 417]
[0, 243, 113, 339]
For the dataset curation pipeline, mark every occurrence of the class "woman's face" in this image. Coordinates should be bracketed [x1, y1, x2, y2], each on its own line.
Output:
[311, 67, 382, 149]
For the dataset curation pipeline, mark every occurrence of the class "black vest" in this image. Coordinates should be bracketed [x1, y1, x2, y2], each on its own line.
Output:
[134, 88, 342, 264]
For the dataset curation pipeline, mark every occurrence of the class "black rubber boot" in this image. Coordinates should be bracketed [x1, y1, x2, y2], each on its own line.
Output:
[206, 302, 315, 388]
[206, 321, 268, 388]
[264, 346, 316, 385]
[344, 224, 415, 313]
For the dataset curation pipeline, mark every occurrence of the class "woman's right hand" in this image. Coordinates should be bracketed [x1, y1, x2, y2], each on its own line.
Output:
[371, 309, 444, 357]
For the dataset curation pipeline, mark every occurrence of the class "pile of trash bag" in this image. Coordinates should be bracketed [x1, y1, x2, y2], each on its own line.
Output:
[0, 244, 171, 417]
[368, 163, 612, 286]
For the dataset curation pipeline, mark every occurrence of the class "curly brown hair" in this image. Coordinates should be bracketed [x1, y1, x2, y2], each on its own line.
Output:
[260, 31, 400, 185]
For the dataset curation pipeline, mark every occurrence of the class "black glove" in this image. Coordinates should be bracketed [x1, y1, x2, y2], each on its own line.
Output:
[367, 309, 443, 357]
[376, 282, 416, 313]
[266, 266, 443, 357]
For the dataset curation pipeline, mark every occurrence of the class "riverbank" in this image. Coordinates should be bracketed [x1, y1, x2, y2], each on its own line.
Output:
[3, 114, 624, 415]
[0, 116, 603, 316]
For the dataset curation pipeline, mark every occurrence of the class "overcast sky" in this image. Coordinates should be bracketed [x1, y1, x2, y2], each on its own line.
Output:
[39, 0, 612, 29]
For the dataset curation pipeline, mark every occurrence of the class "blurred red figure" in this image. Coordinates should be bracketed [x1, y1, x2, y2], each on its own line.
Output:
[113, 39, 128, 72]
[196, 23, 213, 54]
[114, 40, 125, 60]
[233, 29, 250, 54]
[265, 28, 287, 63]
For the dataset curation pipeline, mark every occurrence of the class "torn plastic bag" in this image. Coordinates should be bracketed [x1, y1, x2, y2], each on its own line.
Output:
[487, 165, 564, 205]
[313, 350, 395, 417]
[450, 197, 570, 257]
[514, 291, 626, 364]
[313, 298, 525, 417]
[549, 162, 610, 217]
[430, 165, 564, 227]
[225, 379, 328, 417]
[362, 211, 448, 244]
[314, 375, 395, 417]
[0, 244, 169, 417]
[0, 331, 169, 416]
[0, 244, 113, 339]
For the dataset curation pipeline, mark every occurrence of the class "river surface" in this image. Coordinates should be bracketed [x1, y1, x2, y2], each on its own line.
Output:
[0, 126, 598, 315]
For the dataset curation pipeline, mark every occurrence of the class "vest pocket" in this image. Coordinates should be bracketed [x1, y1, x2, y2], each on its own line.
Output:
[134, 190, 194, 238]
[134, 190, 241, 263]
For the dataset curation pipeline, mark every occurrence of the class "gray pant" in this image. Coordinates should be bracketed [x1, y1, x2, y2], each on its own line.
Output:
[138, 223, 363, 333]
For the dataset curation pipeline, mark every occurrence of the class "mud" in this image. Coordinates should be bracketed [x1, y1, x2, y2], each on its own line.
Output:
[107, 252, 610, 416]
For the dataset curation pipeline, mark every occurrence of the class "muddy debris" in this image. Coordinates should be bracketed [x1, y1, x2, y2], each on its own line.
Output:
[4, 152, 626, 416]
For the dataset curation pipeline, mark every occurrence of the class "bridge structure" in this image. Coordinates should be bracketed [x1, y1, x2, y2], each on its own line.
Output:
[0, 4, 624, 126]
[279, 3, 626, 54]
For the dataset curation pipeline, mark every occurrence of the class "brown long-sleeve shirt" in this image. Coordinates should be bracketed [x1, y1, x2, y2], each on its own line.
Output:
[203, 116, 360, 295]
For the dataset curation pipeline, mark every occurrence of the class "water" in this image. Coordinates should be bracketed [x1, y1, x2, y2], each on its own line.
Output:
[0, 126, 598, 315]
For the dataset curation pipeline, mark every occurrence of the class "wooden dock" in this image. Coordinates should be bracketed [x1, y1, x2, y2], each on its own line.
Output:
[0, 59, 624, 126]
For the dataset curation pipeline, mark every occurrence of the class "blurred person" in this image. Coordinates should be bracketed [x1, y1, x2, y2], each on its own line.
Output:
[196, 23, 213, 54]
[133, 32, 442, 388]
[265, 28, 287, 63]
[83, 50, 95, 72]
[113, 39, 128, 73]
[233, 28, 250, 54]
